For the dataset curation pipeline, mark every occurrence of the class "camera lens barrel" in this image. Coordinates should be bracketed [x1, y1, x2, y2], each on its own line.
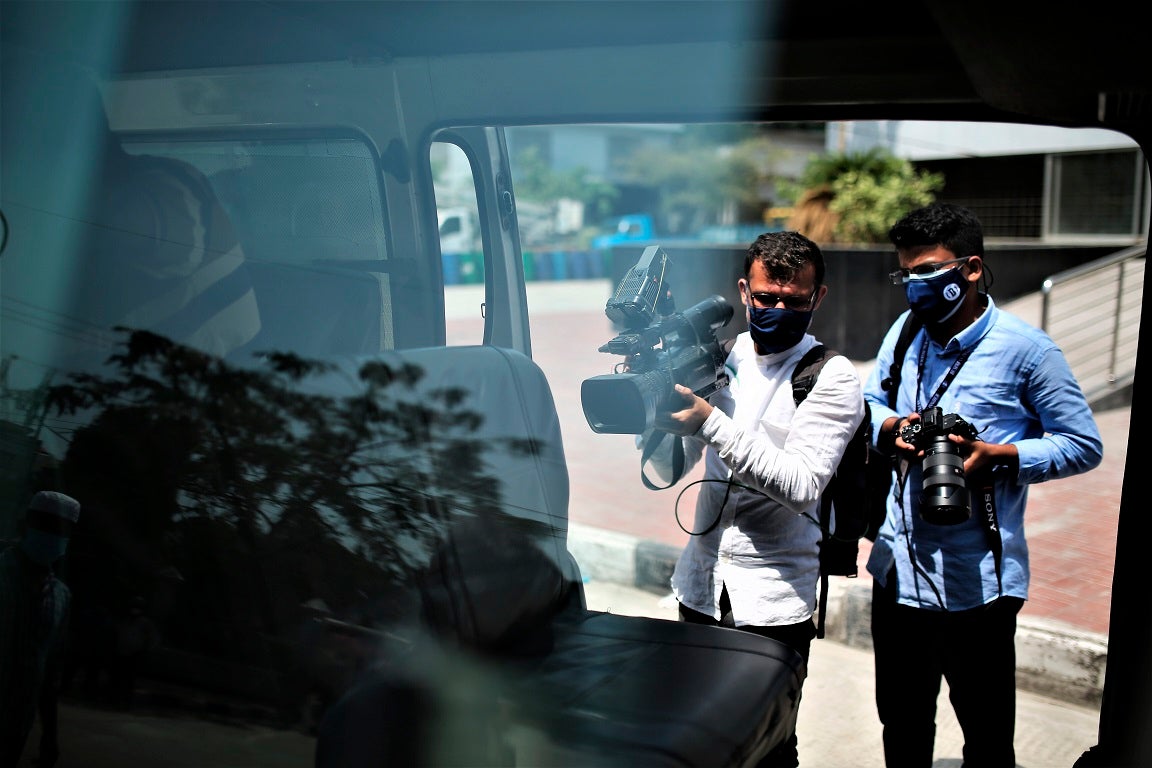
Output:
[581, 367, 670, 434]
[919, 435, 971, 524]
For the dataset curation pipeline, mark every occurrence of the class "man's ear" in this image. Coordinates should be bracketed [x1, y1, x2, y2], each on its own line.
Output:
[965, 256, 984, 284]
[812, 283, 829, 310]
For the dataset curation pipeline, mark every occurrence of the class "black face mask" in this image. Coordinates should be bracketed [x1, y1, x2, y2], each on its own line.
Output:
[747, 304, 812, 353]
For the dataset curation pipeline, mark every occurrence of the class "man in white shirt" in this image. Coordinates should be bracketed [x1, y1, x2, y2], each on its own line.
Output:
[640, 230, 864, 768]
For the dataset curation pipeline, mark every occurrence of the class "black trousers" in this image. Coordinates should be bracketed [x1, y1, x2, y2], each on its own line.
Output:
[679, 586, 816, 768]
[871, 573, 1024, 768]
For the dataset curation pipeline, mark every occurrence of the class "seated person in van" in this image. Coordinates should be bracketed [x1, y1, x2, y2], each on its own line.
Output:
[87, 147, 262, 362]
[2, 49, 261, 370]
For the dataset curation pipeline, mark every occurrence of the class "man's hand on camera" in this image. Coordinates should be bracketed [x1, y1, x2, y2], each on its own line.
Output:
[887, 413, 922, 457]
[654, 383, 712, 436]
[956, 434, 1018, 477]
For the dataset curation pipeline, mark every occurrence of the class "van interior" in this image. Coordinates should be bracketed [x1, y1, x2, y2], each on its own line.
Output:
[1, 1, 1147, 765]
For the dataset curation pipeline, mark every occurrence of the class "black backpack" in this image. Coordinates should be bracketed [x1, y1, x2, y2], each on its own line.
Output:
[793, 317, 920, 638]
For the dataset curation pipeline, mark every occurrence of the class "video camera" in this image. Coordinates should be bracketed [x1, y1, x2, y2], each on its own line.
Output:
[580, 245, 734, 434]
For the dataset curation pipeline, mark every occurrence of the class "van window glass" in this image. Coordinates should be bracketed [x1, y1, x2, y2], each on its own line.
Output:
[118, 136, 397, 358]
[433, 141, 484, 345]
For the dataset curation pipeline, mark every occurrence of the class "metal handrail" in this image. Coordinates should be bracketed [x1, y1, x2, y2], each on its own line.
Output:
[1040, 244, 1146, 329]
[1040, 243, 1145, 388]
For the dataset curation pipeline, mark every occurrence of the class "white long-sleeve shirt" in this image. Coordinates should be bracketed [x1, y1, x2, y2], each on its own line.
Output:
[642, 332, 864, 626]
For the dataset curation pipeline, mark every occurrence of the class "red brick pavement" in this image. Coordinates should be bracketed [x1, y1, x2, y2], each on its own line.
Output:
[1020, 405, 1126, 635]
[450, 286, 1129, 638]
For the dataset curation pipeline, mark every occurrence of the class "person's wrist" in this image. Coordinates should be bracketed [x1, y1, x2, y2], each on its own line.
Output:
[878, 416, 903, 454]
[698, 404, 721, 437]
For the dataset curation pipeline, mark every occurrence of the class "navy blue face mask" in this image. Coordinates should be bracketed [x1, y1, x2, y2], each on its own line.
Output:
[747, 305, 812, 354]
[905, 264, 969, 324]
[21, 529, 69, 566]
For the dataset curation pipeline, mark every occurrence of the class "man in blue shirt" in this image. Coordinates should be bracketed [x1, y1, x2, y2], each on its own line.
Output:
[863, 203, 1103, 768]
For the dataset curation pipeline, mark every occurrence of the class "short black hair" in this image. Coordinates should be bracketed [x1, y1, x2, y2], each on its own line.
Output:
[745, 230, 825, 286]
[888, 203, 984, 259]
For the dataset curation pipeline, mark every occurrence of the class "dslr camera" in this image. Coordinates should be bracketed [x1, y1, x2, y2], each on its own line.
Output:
[898, 406, 981, 525]
[581, 245, 734, 434]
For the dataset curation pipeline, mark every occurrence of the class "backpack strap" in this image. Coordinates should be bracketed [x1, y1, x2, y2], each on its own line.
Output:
[791, 344, 833, 406]
[791, 344, 839, 639]
[790, 344, 841, 545]
[880, 314, 923, 409]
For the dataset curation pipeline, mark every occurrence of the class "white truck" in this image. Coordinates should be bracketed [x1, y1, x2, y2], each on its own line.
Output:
[437, 207, 480, 255]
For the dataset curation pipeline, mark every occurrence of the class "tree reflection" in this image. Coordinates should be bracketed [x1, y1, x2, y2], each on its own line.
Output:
[45, 328, 536, 713]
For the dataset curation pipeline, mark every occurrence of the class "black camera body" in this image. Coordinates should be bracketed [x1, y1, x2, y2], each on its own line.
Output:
[899, 406, 981, 525]
[581, 246, 734, 434]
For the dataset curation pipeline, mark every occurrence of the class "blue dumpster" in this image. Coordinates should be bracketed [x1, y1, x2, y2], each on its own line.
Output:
[534, 251, 554, 280]
[549, 250, 568, 280]
[442, 251, 460, 285]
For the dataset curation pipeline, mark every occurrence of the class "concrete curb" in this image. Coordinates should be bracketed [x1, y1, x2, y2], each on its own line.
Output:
[569, 522, 1107, 709]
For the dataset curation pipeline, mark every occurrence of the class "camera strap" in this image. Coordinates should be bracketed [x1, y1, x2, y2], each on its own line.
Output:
[974, 470, 1005, 595]
[640, 430, 685, 491]
[915, 337, 975, 413]
[895, 465, 1005, 605]
[916, 338, 1003, 591]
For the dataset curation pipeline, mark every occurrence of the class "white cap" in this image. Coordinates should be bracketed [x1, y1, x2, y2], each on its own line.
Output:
[28, 491, 81, 523]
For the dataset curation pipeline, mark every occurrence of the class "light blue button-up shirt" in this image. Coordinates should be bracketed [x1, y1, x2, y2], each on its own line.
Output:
[863, 296, 1104, 611]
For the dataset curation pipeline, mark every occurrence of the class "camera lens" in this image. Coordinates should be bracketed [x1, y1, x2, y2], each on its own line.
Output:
[919, 435, 971, 525]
